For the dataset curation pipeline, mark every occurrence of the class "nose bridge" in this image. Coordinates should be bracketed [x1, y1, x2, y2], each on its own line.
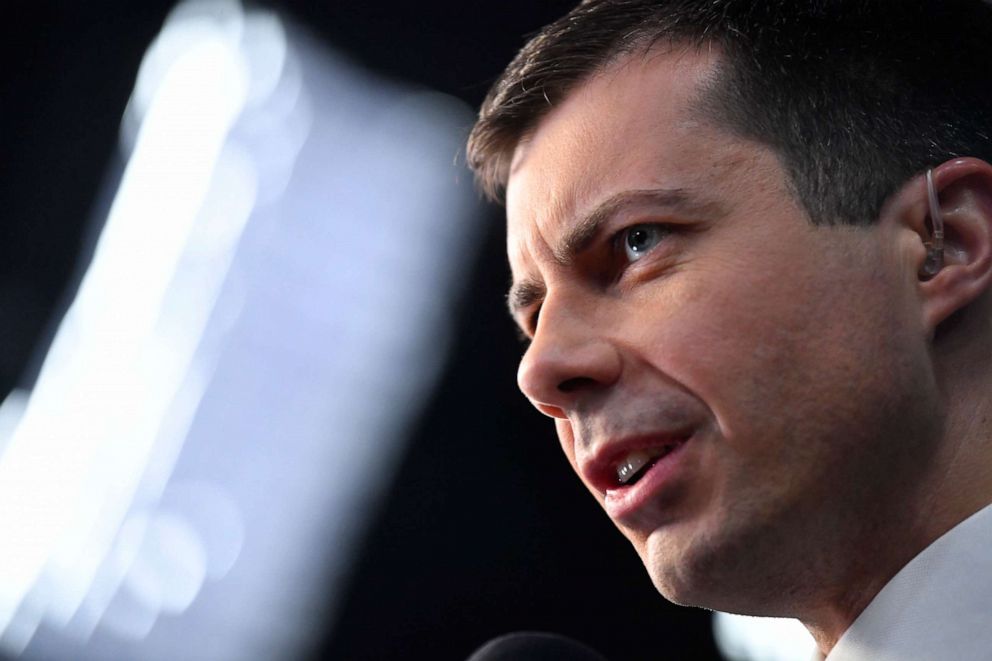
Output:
[517, 290, 621, 417]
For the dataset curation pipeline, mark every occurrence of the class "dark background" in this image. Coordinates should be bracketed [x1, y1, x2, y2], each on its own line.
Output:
[2, 2, 721, 659]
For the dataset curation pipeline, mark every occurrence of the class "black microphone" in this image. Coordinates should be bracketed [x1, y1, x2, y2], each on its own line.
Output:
[466, 631, 611, 661]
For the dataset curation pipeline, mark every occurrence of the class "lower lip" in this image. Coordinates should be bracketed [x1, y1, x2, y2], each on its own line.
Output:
[603, 438, 692, 521]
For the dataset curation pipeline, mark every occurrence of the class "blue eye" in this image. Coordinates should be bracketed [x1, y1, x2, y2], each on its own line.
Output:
[622, 224, 667, 262]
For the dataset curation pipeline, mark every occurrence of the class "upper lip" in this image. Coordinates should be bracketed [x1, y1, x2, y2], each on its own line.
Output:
[579, 429, 695, 494]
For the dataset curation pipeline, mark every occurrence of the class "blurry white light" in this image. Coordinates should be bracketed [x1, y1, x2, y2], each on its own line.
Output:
[62, 512, 147, 641]
[713, 612, 816, 661]
[0, 0, 254, 647]
[124, 512, 207, 615]
[0, 1, 480, 659]
[0, 389, 28, 455]
[99, 587, 159, 641]
[241, 12, 287, 107]
[160, 481, 245, 580]
[123, 2, 246, 150]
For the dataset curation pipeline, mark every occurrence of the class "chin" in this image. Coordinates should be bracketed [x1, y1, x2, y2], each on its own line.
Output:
[644, 554, 719, 609]
[639, 522, 793, 616]
[639, 527, 723, 608]
[645, 556, 778, 615]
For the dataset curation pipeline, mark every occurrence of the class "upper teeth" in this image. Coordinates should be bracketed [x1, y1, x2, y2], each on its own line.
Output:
[615, 447, 671, 485]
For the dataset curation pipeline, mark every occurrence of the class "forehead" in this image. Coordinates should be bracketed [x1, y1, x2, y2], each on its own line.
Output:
[505, 46, 756, 280]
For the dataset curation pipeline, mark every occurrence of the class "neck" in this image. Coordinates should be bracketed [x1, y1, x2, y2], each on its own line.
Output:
[802, 317, 992, 655]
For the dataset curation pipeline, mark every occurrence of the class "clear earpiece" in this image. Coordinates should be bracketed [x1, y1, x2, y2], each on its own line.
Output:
[921, 168, 945, 279]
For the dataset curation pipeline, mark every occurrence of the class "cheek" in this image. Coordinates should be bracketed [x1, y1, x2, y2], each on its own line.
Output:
[628, 261, 803, 382]
[630, 253, 898, 439]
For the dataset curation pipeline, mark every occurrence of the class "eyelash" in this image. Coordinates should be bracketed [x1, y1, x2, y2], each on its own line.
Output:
[516, 320, 534, 345]
[523, 308, 540, 345]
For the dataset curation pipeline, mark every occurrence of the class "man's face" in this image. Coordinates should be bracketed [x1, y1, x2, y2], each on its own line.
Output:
[506, 48, 940, 614]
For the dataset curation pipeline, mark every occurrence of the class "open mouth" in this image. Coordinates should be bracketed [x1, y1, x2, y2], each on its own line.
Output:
[614, 441, 685, 487]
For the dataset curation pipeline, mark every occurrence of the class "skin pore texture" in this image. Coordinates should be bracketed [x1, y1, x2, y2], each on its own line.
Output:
[505, 45, 992, 654]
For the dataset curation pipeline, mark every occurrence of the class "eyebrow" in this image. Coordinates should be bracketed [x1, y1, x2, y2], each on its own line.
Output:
[506, 187, 712, 320]
[507, 279, 546, 321]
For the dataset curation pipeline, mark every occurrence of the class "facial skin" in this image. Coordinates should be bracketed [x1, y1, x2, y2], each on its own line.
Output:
[505, 46, 952, 650]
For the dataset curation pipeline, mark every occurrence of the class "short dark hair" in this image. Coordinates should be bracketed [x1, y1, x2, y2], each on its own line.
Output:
[467, 0, 992, 226]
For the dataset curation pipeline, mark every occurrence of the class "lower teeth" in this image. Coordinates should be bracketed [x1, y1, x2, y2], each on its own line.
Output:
[623, 445, 676, 486]
[624, 459, 657, 486]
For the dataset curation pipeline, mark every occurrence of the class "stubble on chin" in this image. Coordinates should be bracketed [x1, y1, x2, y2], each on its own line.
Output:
[631, 485, 833, 616]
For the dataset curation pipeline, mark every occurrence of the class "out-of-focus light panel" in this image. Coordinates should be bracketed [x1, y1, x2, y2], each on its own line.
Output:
[714, 612, 816, 661]
[0, 1, 479, 659]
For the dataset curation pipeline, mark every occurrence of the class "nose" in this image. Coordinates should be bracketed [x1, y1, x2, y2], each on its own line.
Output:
[516, 299, 622, 419]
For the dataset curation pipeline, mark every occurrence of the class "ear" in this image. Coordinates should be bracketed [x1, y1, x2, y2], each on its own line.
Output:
[890, 158, 992, 334]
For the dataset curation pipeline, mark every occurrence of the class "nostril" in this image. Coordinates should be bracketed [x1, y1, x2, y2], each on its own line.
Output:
[557, 376, 598, 393]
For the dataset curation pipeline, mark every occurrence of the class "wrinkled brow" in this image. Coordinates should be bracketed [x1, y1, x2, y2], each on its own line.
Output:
[506, 187, 708, 320]
[552, 188, 693, 265]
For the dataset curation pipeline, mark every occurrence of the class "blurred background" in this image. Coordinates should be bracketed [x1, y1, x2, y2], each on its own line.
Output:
[0, 2, 812, 660]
